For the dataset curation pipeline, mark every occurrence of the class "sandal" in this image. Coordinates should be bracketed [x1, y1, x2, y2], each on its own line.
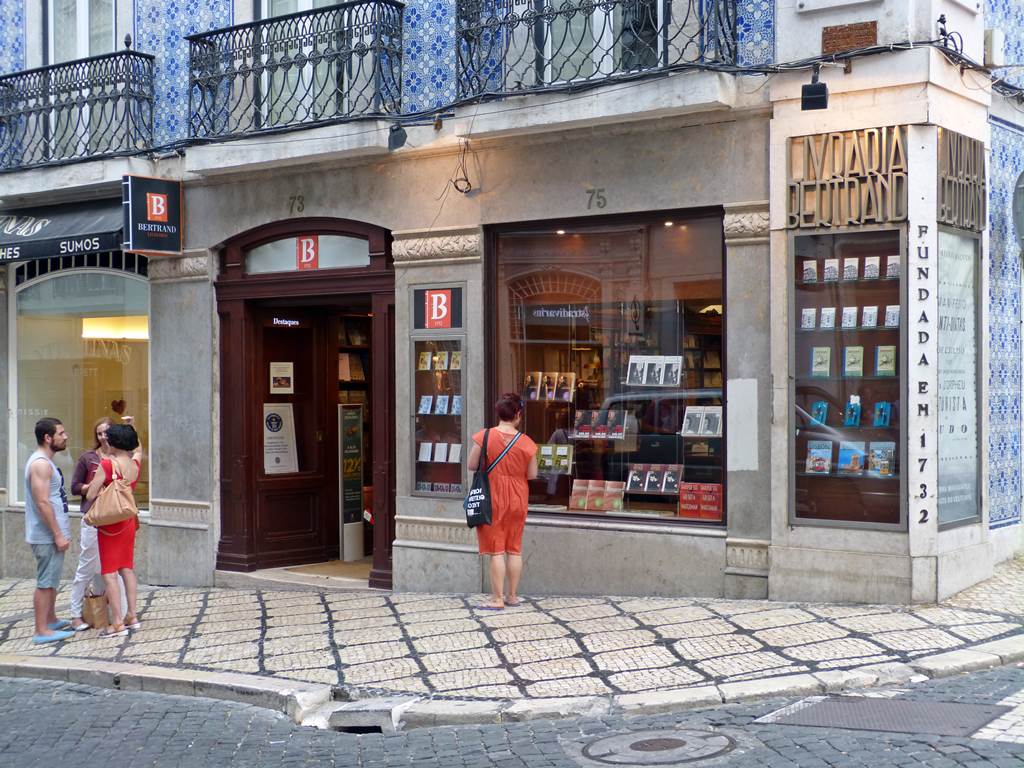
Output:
[123, 615, 141, 630]
[101, 625, 128, 638]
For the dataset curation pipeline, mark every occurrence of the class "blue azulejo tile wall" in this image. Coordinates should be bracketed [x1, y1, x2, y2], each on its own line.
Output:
[737, 0, 773, 67]
[134, 0, 232, 146]
[987, 0, 1023, 87]
[987, 116, 1024, 532]
[0, 0, 25, 76]
[402, 0, 776, 113]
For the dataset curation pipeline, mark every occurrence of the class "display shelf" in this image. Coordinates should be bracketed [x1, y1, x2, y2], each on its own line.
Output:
[413, 336, 464, 498]
[793, 231, 902, 526]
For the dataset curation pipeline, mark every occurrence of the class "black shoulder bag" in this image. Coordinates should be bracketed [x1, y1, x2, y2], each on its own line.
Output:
[464, 429, 522, 528]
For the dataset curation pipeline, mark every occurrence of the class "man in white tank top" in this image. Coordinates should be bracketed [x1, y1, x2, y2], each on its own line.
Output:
[24, 418, 74, 644]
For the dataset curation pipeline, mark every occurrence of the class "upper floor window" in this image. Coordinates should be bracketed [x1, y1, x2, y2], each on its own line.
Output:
[49, 0, 115, 64]
[259, 0, 335, 18]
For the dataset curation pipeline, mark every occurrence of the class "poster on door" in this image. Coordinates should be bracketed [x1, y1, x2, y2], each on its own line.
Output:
[269, 361, 294, 394]
[936, 230, 978, 525]
[339, 404, 364, 524]
[263, 403, 298, 474]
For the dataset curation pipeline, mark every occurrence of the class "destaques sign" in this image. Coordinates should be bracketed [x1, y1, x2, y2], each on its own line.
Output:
[787, 126, 908, 229]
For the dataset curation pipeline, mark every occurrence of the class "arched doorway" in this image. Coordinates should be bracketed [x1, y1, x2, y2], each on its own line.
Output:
[214, 218, 396, 588]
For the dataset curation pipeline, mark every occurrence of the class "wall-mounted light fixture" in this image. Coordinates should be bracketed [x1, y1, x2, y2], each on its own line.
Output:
[801, 64, 828, 111]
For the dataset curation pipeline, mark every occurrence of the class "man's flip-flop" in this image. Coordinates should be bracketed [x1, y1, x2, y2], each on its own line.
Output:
[47, 620, 71, 630]
[505, 599, 522, 607]
[32, 630, 73, 644]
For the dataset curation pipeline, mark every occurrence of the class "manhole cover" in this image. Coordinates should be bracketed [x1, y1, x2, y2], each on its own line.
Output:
[581, 729, 736, 765]
[764, 697, 1009, 737]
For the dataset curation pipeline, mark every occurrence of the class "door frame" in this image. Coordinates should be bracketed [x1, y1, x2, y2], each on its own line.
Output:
[215, 217, 397, 588]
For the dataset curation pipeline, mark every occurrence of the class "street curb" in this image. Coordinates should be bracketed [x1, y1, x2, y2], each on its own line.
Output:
[1, 637, 1021, 731]
[0, 654, 332, 723]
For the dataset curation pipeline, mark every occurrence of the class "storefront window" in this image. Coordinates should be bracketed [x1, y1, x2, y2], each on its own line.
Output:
[493, 214, 724, 520]
[792, 229, 902, 526]
[245, 235, 370, 274]
[15, 270, 150, 507]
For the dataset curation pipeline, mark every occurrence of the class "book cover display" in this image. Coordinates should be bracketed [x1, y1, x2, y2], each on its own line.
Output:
[414, 339, 464, 496]
[793, 232, 902, 526]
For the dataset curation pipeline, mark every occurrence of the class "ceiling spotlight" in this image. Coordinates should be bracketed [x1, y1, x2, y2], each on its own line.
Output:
[664, 221, 674, 227]
[556, 229, 566, 235]
[801, 64, 828, 111]
[388, 123, 407, 151]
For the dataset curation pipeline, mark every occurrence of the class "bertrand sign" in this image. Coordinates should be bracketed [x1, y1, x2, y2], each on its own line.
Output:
[122, 175, 183, 254]
[938, 129, 986, 233]
[787, 126, 908, 229]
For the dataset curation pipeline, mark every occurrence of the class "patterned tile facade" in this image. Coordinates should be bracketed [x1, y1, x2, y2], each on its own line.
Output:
[133, 0, 232, 146]
[988, 117, 1024, 531]
[0, 0, 775, 137]
[986, 0, 1023, 88]
[736, 0, 774, 67]
[0, 0, 25, 76]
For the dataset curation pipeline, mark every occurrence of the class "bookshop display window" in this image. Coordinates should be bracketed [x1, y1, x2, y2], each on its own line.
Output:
[492, 213, 725, 521]
[413, 338, 465, 496]
[792, 229, 903, 527]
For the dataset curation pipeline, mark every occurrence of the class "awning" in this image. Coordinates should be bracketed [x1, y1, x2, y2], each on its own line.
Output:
[0, 199, 123, 263]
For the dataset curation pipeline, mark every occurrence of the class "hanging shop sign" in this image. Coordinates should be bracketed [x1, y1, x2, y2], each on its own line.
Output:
[938, 129, 986, 233]
[786, 125, 908, 229]
[122, 175, 183, 255]
[414, 287, 463, 329]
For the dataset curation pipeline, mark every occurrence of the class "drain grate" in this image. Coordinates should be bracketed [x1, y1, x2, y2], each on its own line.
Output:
[580, 729, 736, 765]
[765, 697, 1009, 737]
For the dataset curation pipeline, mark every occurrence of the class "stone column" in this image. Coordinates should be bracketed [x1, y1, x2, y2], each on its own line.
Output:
[391, 227, 487, 593]
[723, 201, 772, 598]
[145, 251, 218, 586]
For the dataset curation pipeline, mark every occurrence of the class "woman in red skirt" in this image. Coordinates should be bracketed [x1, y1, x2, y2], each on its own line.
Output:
[85, 423, 142, 638]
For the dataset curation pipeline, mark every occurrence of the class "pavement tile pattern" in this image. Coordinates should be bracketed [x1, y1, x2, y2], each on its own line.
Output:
[2, 666, 1024, 767]
[0, 559, 1021, 701]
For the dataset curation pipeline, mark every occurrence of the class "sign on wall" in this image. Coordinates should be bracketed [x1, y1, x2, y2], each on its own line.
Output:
[786, 126, 908, 229]
[263, 403, 298, 474]
[122, 176, 183, 254]
[414, 287, 463, 329]
[936, 230, 979, 525]
[938, 129, 986, 233]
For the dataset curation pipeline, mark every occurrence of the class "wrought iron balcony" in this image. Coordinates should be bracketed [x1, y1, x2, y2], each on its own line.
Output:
[188, 0, 403, 140]
[457, 0, 737, 99]
[0, 47, 154, 171]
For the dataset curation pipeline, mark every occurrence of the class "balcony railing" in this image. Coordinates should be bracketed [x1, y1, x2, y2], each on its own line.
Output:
[0, 48, 154, 171]
[188, 0, 403, 140]
[457, 0, 737, 99]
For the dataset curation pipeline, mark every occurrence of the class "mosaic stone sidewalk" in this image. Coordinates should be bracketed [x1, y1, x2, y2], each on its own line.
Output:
[0, 561, 1020, 701]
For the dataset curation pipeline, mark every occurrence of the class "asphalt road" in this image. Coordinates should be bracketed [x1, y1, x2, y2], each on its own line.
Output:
[1, 667, 1022, 767]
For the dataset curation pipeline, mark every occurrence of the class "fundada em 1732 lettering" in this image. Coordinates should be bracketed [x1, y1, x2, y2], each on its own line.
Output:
[787, 126, 908, 228]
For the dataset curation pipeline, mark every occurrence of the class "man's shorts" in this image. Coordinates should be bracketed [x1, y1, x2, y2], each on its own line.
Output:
[30, 544, 65, 589]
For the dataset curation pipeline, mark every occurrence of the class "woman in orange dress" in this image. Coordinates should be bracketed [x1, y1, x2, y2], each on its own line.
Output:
[467, 393, 538, 610]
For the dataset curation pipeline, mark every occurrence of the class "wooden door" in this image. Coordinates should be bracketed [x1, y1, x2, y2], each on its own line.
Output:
[253, 308, 335, 566]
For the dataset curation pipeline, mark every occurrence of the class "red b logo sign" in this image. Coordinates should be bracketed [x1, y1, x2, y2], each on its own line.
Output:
[425, 290, 451, 328]
[296, 235, 318, 270]
[146, 193, 168, 222]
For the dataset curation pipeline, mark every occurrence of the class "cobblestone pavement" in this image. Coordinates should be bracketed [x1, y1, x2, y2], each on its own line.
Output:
[2, 666, 1023, 767]
[947, 555, 1024, 616]
[0, 574, 1020, 701]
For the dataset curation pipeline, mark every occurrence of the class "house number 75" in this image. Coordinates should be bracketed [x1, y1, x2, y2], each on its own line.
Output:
[586, 188, 607, 209]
